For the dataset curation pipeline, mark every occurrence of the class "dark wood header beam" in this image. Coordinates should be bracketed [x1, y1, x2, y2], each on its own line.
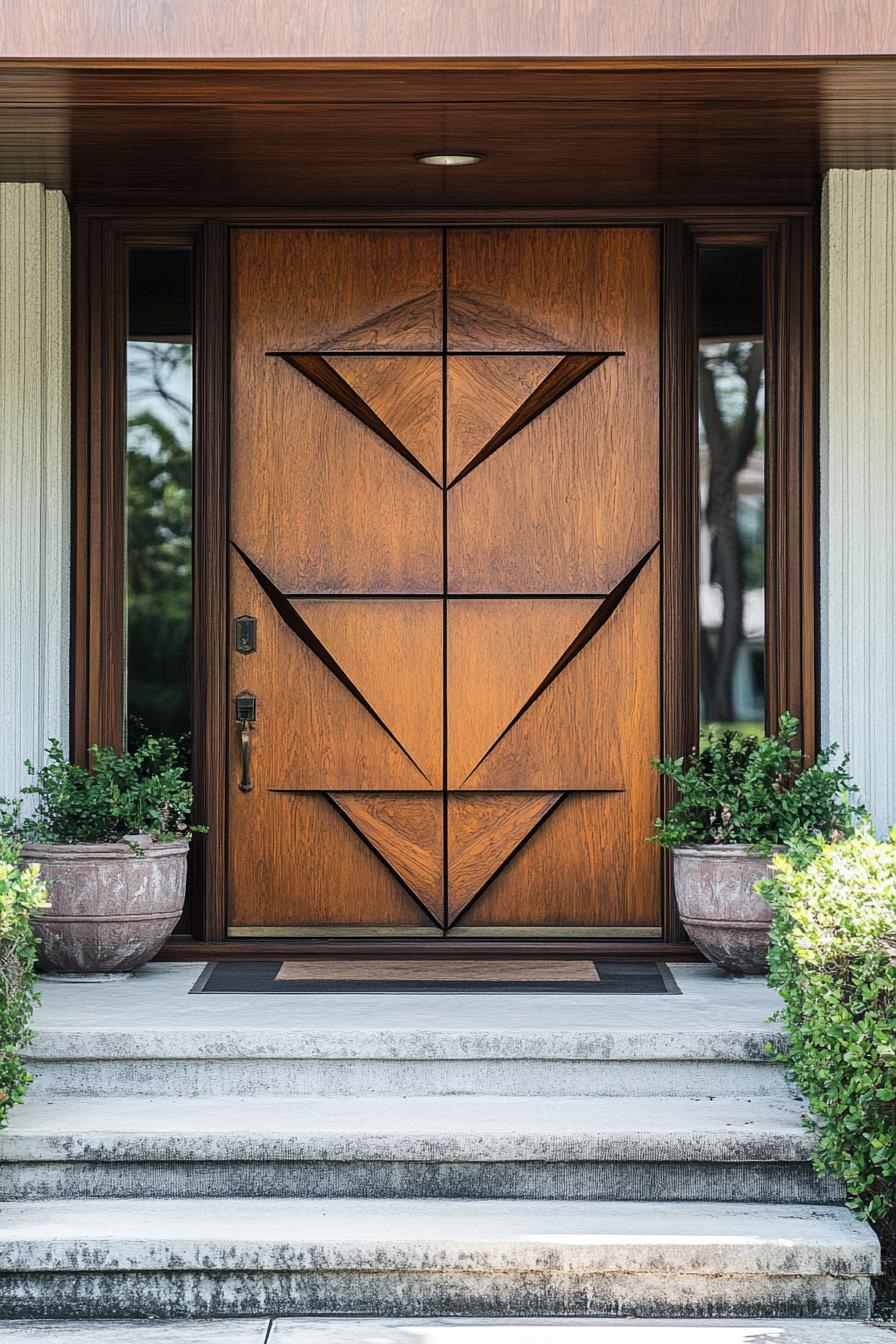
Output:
[2, 56, 896, 208]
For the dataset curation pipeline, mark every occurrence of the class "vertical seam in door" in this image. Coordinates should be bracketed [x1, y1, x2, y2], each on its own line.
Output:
[442, 228, 449, 933]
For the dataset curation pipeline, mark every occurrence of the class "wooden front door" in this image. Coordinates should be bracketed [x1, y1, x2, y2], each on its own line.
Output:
[227, 227, 661, 939]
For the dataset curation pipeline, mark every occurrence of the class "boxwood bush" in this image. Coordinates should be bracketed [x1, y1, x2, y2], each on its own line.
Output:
[0, 834, 47, 1128]
[651, 712, 865, 850]
[0, 737, 198, 845]
[763, 830, 896, 1290]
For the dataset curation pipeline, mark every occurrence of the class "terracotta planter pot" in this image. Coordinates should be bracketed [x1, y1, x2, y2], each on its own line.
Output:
[23, 836, 189, 975]
[672, 844, 784, 974]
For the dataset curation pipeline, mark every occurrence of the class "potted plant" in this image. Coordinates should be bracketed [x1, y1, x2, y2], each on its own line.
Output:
[0, 738, 203, 977]
[650, 713, 865, 973]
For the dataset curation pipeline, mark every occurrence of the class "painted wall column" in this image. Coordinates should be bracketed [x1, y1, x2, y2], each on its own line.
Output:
[820, 169, 896, 830]
[0, 184, 70, 802]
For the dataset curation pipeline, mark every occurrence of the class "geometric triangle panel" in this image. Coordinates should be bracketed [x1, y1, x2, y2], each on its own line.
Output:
[327, 792, 444, 925]
[327, 355, 443, 484]
[447, 598, 600, 787]
[295, 599, 443, 787]
[446, 355, 562, 483]
[447, 791, 565, 924]
[463, 550, 659, 791]
[447, 354, 608, 486]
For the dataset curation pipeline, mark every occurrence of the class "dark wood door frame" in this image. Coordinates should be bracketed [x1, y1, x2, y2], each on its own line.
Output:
[71, 208, 816, 960]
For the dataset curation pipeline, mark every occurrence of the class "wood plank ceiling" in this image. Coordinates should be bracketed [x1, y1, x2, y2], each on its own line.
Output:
[2, 62, 896, 209]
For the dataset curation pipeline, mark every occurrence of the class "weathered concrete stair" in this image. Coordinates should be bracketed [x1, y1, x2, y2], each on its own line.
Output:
[0, 1093, 845, 1202]
[23, 1025, 799, 1098]
[0, 1196, 878, 1320]
[0, 965, 880, 1320]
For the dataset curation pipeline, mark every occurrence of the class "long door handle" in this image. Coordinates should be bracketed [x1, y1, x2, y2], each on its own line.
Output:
[235, 692, 256, 793]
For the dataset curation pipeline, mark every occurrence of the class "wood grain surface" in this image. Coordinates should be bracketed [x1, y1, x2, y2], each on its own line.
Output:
[461, 551, 661, 793]
[231, 353, 442, 596]
[327, 355, 444, 484]
[4, 1, 892, 60]
[228, 226, 662, 935]
[232, 229, 443, 354]
[447, 792, 565, 924]
[453, 787, 661, 933]
[448, 358, 658, 594]
[8, 57, 896, 211]
[327, 793, 444, 923]
[446, 599, 599, 788]
[228, 789, 434, 933]
[446, 355, 561, 484]
[447, 228, 658, 351]
[230, 553, 440, 792]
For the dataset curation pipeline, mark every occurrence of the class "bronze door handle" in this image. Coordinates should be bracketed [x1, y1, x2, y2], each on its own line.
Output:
[235, 691, 256, 793]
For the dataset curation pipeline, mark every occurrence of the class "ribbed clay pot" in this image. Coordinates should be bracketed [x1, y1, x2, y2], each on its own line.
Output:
[23, 836, 189, 975]
[672, 845, 783, 974]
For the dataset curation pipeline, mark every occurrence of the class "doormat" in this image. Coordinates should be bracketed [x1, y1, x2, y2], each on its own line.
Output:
[191, 959, 680, 995]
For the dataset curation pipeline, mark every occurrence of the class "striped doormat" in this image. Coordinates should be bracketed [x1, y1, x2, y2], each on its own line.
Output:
[191, 959, 680, 994]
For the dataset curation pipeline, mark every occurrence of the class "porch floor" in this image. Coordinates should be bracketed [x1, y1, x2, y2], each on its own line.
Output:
[29, 961, 781, 1042]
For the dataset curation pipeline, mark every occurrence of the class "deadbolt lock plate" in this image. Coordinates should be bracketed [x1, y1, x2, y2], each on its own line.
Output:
[235, 615, 257, 654]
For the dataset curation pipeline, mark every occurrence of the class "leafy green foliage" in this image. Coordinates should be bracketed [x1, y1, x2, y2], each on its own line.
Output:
[0, 739, 203, 846]
[763, 832, 896, 1228]
[651, 713, 866, 851]
[0, 834, 47, 1128]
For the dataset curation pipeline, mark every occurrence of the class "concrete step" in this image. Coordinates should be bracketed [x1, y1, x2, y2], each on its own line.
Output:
[0, 1197, 878, 1320]
[24, 1025, 796, 1098]
[0, 1094, 843, 1203]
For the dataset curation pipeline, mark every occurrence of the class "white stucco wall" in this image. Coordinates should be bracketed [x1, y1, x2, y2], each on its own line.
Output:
[0, 184, 70, 805]
[821, 169, 896, 832]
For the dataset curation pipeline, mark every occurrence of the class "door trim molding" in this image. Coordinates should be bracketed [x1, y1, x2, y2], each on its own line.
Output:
[71, 208, 817, 954]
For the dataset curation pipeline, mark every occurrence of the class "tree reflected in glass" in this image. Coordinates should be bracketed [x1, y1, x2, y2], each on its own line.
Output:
[125, 341, 193, 758]
[698, 339, 766, 739]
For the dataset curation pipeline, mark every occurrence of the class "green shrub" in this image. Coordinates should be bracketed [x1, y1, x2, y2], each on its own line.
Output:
[651, 712, 866, 851]
[0, 834, 47, 1128]
[0, 738, 202, 846]
[763, 831, 896, 1225]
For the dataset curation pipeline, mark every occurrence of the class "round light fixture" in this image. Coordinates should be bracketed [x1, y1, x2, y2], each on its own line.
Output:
[414, 152, 485, 166]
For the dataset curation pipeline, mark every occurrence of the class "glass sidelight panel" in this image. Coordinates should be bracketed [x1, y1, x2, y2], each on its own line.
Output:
[125, 247, 193, 754]
[698, 246, 766, 740]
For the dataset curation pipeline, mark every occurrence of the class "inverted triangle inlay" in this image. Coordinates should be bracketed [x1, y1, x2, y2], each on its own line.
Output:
[446, 355, 561, 484]
[447, 354, 611, 487]
[281, 354, 440, 485]
[326, 792, 443, 925]
[447, 792, 566, 924]
[295, 598, 442, 787]
[327, 355, 443, 484]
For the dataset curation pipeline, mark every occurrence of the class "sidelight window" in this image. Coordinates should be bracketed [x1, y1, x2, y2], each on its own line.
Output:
[124, 246, 194, 755]
[697, 245, 766, 740]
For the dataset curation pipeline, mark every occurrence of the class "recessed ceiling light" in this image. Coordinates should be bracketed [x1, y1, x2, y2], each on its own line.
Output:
[414, 152, 485, 166]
